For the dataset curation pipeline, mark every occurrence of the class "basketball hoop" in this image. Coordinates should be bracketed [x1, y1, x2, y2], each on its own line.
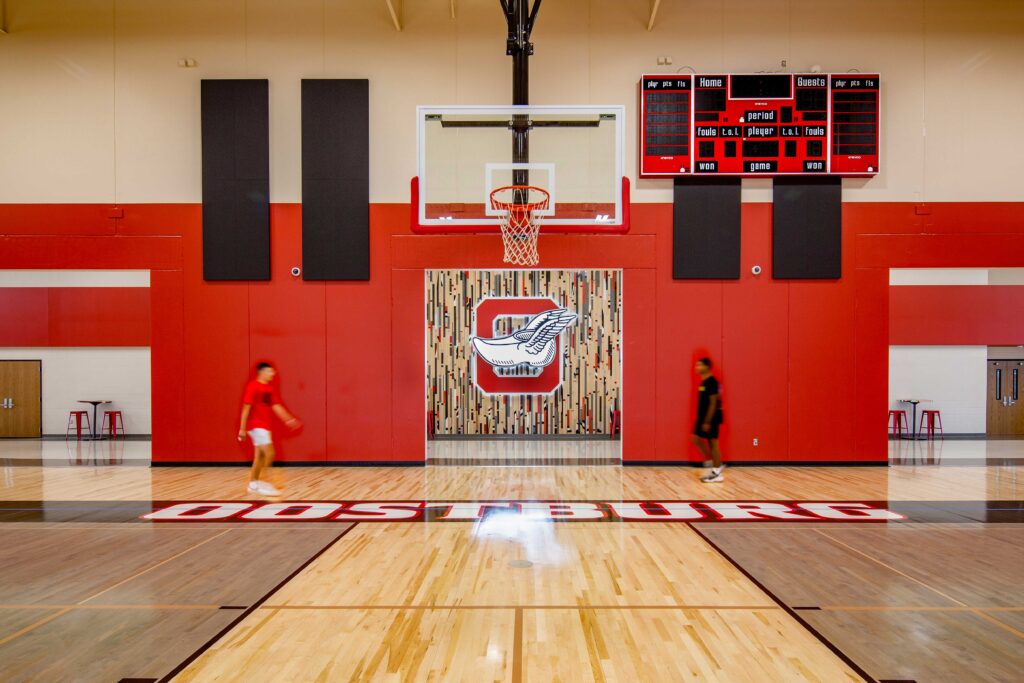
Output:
[489, 185, 550, 266]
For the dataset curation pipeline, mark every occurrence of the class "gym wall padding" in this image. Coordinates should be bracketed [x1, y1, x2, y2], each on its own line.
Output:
[773, 176, 842, 279]
[301, 79, 370, 281]
[200, 79, 270, 281]
[672, 178, 741, 279]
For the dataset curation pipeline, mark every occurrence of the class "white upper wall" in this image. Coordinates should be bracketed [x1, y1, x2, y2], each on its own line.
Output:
[1, 0, 1022, 204]
[0, 270, 150, 287]
[889, 268, 989, 285]
[889, 346, 988, 434]
[890, 268, 1024, 285]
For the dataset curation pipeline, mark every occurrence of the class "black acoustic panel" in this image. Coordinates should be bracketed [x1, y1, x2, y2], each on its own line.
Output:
[201, 79, 270, 281]
[673, 178, 741, 279]
[301, 79, 370, 281]
[773, 176, 842, 279]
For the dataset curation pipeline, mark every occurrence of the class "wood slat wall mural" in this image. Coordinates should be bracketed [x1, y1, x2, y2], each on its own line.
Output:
[426, 270, 622, 436]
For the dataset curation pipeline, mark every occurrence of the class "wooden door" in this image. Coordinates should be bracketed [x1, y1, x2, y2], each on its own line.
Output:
[0, 361, 42, 438]
[987, 360, 1024, 437]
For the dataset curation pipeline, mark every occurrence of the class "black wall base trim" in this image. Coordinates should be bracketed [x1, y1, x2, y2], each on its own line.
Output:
[152, 460, 425, 468]
[624, 460, 888, 467]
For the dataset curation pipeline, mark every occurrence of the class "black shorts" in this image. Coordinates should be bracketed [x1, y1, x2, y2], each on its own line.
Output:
[693, 420, 720, 440]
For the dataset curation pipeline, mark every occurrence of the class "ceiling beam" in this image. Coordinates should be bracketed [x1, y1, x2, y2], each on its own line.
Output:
[647, 0, 661, 32]
[384, 0, 402, 31]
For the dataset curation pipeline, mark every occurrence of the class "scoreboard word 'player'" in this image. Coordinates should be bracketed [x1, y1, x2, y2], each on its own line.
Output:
[639, 73, 880, 177]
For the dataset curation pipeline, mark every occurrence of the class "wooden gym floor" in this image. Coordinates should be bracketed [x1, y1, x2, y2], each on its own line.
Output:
[0, 439, 1021, 682]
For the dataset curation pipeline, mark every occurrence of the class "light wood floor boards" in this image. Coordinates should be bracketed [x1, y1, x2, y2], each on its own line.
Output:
[0, 457, 1021, 681]
[173, 521, 863, 681]
[267, 523, 774, 608]
[177, 607, 516, 683]
[523, 608, 860, 683]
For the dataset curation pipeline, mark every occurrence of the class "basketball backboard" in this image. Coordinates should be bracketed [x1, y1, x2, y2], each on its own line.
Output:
[412, 105, 628, 233]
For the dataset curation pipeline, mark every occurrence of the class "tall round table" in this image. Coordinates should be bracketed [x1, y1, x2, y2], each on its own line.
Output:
[77, 400, 112, 440]
[898, 399, 931, 440]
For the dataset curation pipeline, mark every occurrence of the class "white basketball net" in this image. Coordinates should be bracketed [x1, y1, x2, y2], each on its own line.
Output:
[490, 186, 550, 267]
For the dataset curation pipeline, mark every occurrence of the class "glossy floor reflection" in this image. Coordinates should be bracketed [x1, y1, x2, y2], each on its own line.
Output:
[0, 439, 1020, 681]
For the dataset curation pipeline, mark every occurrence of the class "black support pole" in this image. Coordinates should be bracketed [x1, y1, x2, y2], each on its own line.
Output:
[503, 0, 541, 191]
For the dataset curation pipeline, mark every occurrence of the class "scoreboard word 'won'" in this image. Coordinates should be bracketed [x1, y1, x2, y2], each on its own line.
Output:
[144, 501, 905, 523]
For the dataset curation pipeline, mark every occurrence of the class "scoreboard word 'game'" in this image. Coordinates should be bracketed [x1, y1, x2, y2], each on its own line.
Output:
[639, 73, 880, 177]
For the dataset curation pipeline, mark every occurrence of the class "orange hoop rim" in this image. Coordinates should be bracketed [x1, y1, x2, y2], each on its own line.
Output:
[489, 185, 551, 213]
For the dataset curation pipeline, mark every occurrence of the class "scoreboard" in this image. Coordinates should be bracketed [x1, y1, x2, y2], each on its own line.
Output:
[639, 73, 879, 177]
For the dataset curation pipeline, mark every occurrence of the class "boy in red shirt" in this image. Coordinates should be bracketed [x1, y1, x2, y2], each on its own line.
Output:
[237, 362, 300, 496]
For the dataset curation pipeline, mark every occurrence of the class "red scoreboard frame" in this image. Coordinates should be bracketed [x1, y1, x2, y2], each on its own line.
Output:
[639, 73, 879, 177]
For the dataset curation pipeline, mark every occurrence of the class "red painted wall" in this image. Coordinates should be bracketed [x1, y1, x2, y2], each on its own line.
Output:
[2, 201, 1023, 463]
[0, 287, 150, 346]
[890, 285, 1024, 346]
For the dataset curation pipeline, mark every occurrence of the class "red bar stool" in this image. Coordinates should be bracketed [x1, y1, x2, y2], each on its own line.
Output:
[919, 410, 943, 439]
[101, 410, 126, 439]
[887, 410, 907, 438]
[609, 409, 621, 439]
[66, 411, 91, 440]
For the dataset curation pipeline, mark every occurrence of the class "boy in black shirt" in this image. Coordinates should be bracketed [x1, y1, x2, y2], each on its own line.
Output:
[691, 357, 725, 483]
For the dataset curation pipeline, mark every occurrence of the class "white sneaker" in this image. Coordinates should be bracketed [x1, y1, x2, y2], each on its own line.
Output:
[700, 468, 724, 484]
[247, 481, 260, 493]
[256, 481, 281, 497]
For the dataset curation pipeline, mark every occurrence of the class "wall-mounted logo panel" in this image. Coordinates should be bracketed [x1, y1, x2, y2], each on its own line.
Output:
[425, 269, 621, 436]
[471, 297, 576, 395]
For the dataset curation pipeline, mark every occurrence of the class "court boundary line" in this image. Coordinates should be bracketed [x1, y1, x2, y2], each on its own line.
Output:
[0, 607, 71, 647]
[79, 529, 232, 605]
[686, 522, 877, 683]
[814, 529, 968, 607]
[155, 523, 359, 683]
[973, 610, 1024, 640]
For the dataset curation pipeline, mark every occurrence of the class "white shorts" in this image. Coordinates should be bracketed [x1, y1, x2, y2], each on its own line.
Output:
[248, 428, 273, 447]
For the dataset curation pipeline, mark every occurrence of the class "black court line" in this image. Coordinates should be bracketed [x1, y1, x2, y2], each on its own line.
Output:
[625, 460, 889, 467]
[687, 522, 878, 683]
[153, 523, 359, 683]
[153, 460, 426, 467]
